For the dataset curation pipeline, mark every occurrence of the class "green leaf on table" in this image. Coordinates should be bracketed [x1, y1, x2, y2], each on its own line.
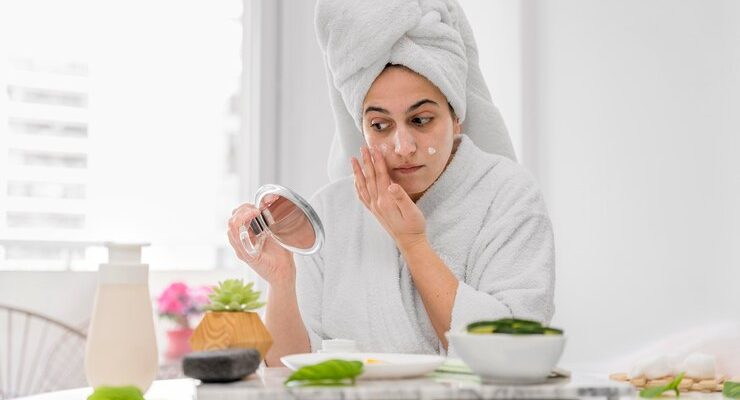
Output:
[284, 359, 364, 387]
[87, 386, 144, 400]
[724, 381, 740, 399]
[639, 372, 685, 398]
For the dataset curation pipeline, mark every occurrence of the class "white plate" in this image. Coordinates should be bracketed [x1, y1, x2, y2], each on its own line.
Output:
[280, 352, 446, 379]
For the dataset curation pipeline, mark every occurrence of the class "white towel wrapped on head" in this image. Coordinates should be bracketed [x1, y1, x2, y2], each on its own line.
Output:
[314, 0, 516, 181]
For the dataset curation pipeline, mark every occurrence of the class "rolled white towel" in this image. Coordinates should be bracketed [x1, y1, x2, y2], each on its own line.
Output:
[667, 353, 686, 376]
[679, 353, 716, 380]
[604, 321, 740, 377]
[628, 352, 717, 380]
[629, 354, 672, 379]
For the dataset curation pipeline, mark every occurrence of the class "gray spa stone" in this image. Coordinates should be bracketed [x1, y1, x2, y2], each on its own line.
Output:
[183, 348, 261, 383]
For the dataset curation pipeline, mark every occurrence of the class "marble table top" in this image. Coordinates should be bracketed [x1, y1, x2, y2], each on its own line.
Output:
[17, 370, 727, 400]
[197, 367, 637, 400]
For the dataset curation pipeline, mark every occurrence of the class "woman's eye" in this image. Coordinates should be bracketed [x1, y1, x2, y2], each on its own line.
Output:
[411, 116, 432, 126]
[371, 121, 390, 131]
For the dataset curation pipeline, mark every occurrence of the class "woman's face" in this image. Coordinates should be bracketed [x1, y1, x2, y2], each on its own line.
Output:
[362, 66, 461, 201]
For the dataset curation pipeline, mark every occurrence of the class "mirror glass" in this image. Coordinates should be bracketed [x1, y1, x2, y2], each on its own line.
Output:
[240, 184, 324, 257]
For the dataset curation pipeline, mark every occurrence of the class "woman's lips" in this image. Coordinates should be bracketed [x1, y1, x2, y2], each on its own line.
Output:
[393, 165, 423, 174]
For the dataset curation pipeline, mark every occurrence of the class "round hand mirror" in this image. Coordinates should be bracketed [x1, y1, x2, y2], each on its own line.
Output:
[239, 184, 324, 257]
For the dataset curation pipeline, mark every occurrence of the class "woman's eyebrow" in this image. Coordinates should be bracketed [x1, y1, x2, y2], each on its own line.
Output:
[406, 99, 438, 113]
[364, 106, 389, 115]
[364, 99, 439, 116]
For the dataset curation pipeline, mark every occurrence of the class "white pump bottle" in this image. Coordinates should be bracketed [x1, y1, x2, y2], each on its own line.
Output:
[84, 243, 158, 393]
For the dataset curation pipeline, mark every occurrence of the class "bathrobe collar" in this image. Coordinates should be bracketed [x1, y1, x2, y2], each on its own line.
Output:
[416, 134, 484, 217]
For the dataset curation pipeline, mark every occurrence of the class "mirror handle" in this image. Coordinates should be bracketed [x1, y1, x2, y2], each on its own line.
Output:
[240, 226, 266, 257]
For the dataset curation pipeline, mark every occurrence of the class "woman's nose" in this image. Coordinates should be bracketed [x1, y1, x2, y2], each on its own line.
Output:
[393, 128, 416, 156]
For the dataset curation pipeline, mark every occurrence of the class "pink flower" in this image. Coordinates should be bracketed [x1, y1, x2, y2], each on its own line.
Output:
[156, 282, 210, 328]
[158, 295, 184, 315]
[190, 285, 213, 310]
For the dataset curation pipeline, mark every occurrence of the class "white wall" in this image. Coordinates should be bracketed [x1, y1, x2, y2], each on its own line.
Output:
[0, 272, 97, 329]
[275, 0, 334, 198]
[458, 0, 524, 160]
[528, 0, 740, 369]
[0, 269, 256, 326]
[0, 269, 257, 360]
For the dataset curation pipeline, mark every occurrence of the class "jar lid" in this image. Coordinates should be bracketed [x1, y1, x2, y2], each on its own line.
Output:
[319, 339, 358, 353]
[104, 242, 150, 264]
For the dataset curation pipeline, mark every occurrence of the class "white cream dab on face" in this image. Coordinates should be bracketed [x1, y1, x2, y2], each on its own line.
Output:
[427, 146, 437, 155]
[379, 143, 390, 154]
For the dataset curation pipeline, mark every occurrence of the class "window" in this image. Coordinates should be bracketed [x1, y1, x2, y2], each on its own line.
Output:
[0, 0, 245, 270]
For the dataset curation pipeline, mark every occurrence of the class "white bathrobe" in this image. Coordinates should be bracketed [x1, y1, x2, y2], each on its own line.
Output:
[295, 135, 555, 355]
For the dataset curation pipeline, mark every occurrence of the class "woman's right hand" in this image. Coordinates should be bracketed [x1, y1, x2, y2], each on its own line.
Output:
[227, 202, 296, 287]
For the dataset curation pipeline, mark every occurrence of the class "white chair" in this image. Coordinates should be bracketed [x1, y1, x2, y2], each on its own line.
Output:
[0, 304, 87, 399]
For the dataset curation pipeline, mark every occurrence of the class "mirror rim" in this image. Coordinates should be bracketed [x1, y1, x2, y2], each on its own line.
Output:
[253, 184, 324, 256]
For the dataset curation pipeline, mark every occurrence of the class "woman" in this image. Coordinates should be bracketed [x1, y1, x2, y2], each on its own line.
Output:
[227, 0, 555, 366]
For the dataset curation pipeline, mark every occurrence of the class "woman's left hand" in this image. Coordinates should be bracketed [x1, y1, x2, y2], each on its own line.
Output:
[351, 146, 426, 248]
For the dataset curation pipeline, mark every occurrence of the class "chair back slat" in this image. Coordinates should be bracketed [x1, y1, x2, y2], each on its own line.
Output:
[0, 305, 87, 399]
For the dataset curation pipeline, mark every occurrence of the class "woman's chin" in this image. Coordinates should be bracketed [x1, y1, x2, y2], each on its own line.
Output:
[397, 182, 431, 200]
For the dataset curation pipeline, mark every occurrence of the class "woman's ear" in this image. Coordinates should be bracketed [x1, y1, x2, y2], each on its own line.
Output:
[453, 117, 462, 138]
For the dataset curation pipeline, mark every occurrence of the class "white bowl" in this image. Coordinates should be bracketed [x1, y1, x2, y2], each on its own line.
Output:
[447, 331, 566, 384]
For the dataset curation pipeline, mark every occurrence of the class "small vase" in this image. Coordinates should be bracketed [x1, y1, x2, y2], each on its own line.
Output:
[165, 327, 194, 359]
[190, 311, 273, 361]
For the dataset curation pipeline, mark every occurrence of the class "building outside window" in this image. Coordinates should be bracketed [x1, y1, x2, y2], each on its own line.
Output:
[0, 0, 245, 271]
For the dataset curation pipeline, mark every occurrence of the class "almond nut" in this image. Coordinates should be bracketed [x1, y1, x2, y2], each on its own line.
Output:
[648, 379, 671, 387]
[699, 379, 717, 390]
[610, 373, 628, 381]
[630, 378, 647, 387]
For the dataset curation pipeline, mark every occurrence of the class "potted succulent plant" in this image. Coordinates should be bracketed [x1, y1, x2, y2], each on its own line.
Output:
[190, 279, 273, 361]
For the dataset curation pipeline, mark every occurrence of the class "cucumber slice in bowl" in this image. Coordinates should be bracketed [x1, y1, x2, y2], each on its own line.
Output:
[465, 318, 563, 335]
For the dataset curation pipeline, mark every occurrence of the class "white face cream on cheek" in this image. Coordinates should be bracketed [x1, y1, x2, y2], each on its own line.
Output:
[379, 143, 391, 155]
[427, 146, 437, 155]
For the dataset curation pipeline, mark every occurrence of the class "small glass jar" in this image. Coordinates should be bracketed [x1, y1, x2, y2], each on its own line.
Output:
[318, 339, 358, 354]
